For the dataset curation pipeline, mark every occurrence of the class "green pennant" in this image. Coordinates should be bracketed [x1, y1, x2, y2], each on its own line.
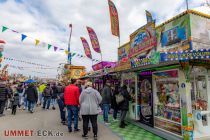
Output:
[71, 53, 76, 57]
[48, 44, 52, 50]
[2, 26, 8, 32]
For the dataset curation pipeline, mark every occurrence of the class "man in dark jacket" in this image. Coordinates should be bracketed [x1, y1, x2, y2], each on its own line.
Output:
[0, 81, 8, 117]
[101, 83, 112, 124]
[51, 83, 57, 110]
[43, 83, 53, 110]
[56, 83, 66, 124]
[119, 85, 130, 128]
[25, 83, 38, 113]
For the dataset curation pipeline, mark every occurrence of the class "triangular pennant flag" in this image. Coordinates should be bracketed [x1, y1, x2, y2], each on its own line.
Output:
[2, 26, 8, 32]
[48, 44, 52, 50]
[54, 46, 58, 51]
[35, 39, 40, 46]
[72, 53, 76, 57]
[21, 34, 27, 41]
[65, 50, 68, 55]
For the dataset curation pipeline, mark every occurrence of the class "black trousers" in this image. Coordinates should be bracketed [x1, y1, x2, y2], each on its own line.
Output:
[82, 115, 98, 135]
[12, 105, 17, 115]
[0, 100, 6, 114]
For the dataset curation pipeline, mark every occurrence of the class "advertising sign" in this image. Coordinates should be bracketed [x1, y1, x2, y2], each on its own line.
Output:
[190, 13, 210, 50]
[156, 14, 190, 52]
[118, 42, 130, 61]
[129, 22, 156, 58]
[160, 49, 210, 61]
[139, 73, 153, 127]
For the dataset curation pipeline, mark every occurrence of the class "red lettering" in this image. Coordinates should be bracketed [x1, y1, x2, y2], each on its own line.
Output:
[25, 130, 29, 136]
[29, 130, 33, 136]
[10, 130, 16, 136]
[4, 130, 9, 136]
[17, 131, 24, 136]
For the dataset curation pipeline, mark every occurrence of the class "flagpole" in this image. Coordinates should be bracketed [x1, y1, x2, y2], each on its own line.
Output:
[186, 0, 189, 10]
[68, 24, 73, 65]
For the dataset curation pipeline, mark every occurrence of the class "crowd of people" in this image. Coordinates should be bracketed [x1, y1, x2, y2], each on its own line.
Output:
[0, 78, 131, 140]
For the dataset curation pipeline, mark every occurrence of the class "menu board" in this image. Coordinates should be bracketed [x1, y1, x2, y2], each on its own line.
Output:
[139, 73, 153, 126]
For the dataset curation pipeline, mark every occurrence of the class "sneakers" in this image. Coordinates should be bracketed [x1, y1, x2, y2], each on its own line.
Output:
[104, 122, 110, 125]
[82, 134, 88, 139]
[113, 119, 118, 122]
[94, 135, 98, 140]
[68, 129, 72, 133]
[74, 128, 80, 132]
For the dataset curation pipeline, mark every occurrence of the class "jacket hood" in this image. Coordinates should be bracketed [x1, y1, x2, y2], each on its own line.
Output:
[84, 87, 93, 94]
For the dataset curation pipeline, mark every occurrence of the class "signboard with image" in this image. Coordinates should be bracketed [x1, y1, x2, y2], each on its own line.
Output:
[118, 42, 130, 61]
[156, 14, 190, 53]
[129, 22, 157, 58]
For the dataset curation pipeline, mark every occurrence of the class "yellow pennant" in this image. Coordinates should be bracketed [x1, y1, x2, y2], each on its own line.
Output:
[65, 50, 68, 55]
[35, 39, 40, 46]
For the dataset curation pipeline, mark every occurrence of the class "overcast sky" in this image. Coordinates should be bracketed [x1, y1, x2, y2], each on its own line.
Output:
[0, 0, 207, 78]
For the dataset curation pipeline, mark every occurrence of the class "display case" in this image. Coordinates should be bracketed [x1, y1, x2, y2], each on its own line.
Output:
[190, 67, 210, 139]
[153, 69, 182, 136]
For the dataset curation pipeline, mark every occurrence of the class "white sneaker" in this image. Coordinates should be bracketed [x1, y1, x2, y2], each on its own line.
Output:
[113, 119, 118, 122]
[105, 122, 110, 125]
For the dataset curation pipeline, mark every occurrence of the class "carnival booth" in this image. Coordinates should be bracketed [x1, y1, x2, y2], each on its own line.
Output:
[127, 10, 210, 140]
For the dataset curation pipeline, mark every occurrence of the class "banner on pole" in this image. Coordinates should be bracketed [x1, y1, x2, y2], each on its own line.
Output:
[146, 10, 153, 23]
[108, 0, 120, 37]
[80, 37, 92, 59]
[86, 26, 101, 53]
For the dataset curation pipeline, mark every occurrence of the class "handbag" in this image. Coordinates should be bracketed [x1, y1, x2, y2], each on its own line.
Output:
[116, 94, 124, 104]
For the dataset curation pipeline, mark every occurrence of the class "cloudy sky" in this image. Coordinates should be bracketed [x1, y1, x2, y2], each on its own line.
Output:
[0, 0, 207, 78]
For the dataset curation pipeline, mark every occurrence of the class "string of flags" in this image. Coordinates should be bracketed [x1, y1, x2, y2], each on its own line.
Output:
[8, 64, 56, 70]
[4, 56, 55, 68]
[1, 25, 100, 62]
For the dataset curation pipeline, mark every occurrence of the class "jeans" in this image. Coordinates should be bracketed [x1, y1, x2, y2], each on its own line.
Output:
[24, 97, 28, 109]
[67, 105, 79, 130]
[0, 100, 6, 114]
[38, 93, 43, 105]
[28, 101, 35, 111]
[12, 105, 17, 115]
[82, 115, 98, 136]
[43, 97, 51, 109]
[103, 104, 110, 122]
[113, 109, 118, 119]
[51, 98, 56, 107]
[57, 99, 66, 122]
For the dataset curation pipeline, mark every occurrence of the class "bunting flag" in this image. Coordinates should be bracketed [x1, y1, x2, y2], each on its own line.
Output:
[146, 10, 153, 23]
[108, 0, 120, 37]
[21, 34, 27, 41]
[1, 25, 100, 62]
[54, 46, 58, 51]
[80, 37, 92, 59]
[2, 26, 8, 32]
[48, 44, 52, 50]
[65, 50, 68, 55]
[71, 53, 76, 57]
[86, 26, 101, 53]
[35, 39, 40, 46]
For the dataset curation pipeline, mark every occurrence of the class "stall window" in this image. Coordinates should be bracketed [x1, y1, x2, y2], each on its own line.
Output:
[190, 67, 208, 126]
[153, 70, 182, 135]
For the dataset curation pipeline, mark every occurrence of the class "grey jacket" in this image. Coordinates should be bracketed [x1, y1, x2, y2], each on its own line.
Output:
[101, 85, 112, 104]
[79, 87, 102, 115]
